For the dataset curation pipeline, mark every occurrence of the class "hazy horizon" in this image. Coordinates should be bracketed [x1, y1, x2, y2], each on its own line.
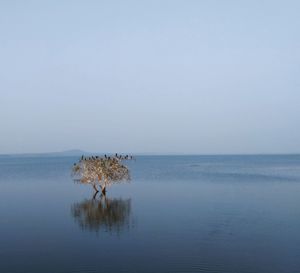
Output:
[1, 149, 300, 157]
[1, 1, 299, 154]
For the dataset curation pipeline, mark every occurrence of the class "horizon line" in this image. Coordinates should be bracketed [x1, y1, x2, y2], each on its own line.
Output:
[0, 150, 299, 157]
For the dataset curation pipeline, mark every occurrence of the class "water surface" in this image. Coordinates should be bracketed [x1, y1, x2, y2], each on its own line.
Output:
[0, 155, 300, 273]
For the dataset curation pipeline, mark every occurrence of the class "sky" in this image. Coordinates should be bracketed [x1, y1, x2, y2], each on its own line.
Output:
[0, 0, 299, 154]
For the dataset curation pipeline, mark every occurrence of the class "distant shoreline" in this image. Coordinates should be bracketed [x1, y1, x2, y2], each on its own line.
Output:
[0, 151, 299, 158]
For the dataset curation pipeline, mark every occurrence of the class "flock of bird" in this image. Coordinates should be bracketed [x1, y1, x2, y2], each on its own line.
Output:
[79, 153, 134, 162]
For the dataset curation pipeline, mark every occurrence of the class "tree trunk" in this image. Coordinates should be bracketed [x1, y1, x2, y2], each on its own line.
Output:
[93, 184, 99, 192]
[92, 191, 98, 199]
[101, 185, 106, 195]
[101, 179, 107, 195]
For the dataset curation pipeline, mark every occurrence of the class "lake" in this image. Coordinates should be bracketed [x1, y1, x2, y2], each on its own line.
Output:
[0, 155, 300, 273]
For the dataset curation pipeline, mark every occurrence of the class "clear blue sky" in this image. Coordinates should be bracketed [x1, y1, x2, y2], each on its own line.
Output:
[0, 1, 299, 154]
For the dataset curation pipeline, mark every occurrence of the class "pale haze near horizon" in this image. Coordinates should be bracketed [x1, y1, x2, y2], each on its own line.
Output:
[0, 1, 299, 155]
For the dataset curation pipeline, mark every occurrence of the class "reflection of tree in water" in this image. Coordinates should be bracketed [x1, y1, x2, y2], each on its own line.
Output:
[71, 193, 132, 233]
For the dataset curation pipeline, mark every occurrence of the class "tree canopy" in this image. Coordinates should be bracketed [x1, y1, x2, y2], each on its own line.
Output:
[72, 154, 132, 194]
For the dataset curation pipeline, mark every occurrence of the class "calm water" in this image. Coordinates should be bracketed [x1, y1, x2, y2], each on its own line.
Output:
[1, 155, 300, 273]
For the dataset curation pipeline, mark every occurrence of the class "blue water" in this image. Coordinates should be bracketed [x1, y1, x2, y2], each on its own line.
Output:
[1, 155, 300, 273]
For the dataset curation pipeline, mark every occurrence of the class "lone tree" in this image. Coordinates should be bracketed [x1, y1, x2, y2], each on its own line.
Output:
[72, 154, 132, 194]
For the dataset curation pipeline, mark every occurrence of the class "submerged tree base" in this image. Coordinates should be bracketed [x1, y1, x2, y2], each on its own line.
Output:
[93, 184, 106, 195]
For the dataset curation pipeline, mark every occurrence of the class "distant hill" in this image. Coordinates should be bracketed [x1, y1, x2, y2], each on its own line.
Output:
[0, 149, 89, 158]
[0, 150, 149, 158]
